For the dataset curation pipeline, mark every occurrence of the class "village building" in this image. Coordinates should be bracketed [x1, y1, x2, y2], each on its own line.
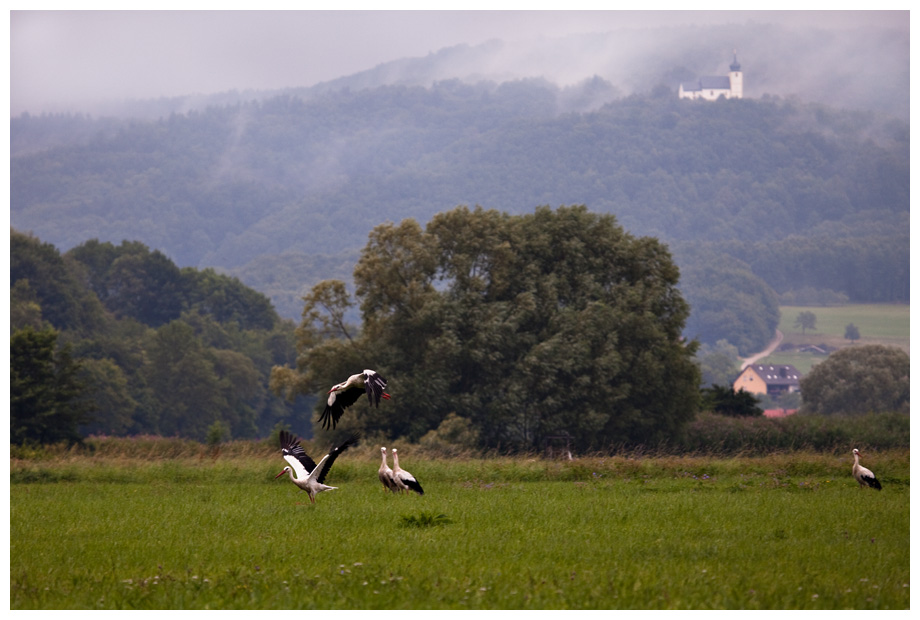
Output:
[733, 363, 801, 397]
[679, 51, 743, 100]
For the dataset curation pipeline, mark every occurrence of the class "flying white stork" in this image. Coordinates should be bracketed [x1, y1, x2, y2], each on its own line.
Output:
[274, 430, 360, 503]
[319, 369, 390, 430]
[378, 446, 399, 492]
[851, 448, 882, 490]
[391, 448, 424, 495]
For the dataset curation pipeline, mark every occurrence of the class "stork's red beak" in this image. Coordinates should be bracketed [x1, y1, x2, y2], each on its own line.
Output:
[274, 470, 286, 479]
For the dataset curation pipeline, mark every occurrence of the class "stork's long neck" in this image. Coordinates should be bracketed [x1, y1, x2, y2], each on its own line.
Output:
[381, 449, 389, 468]
[853, 453, 860, 467]
[392, 451, 400, 470]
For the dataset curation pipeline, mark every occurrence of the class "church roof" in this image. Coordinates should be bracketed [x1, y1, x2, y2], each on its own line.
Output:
[680, 76, 731, 92]
[699, 76, 731, 90]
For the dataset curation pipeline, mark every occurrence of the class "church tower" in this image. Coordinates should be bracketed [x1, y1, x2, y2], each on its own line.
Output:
[729, 49, 743, 99]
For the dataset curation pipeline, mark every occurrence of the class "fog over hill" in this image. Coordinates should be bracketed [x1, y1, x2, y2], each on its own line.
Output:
[309, 24, 908, 121]
[10, 18, 909, 333]
[13, 21, 908, 122]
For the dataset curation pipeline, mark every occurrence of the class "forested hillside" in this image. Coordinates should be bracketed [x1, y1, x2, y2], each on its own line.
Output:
[11, 80, 909, 355]
[11, 230, 312, 443]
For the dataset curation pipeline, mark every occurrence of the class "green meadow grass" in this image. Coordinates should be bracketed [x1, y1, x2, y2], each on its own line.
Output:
[776, 304, 909, 348]
[761, 304, 909, 374]
[10, 451, 909, 609]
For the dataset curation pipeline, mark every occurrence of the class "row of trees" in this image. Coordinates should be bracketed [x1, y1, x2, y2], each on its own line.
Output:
[12, 206, 908, 449]
[11, 229, 309, 444]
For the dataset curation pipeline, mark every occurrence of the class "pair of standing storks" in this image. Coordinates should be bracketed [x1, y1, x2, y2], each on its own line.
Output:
[274, 369, 421, 501]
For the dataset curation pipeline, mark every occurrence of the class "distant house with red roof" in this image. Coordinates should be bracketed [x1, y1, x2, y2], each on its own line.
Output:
[733, 363, 801, 397]
[763, 408, 797, 418]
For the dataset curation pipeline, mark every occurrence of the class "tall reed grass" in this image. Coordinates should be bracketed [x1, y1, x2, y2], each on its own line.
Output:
[10, 412, 908, 464]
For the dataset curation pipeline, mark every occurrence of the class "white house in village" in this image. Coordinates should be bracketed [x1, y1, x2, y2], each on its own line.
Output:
[679, 51, 743, 100]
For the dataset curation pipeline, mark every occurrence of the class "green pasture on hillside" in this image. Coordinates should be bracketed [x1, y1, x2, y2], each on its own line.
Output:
[760, 304, 909, 374]
[777, 304, 909, 346]
[10, 453, 909, 609]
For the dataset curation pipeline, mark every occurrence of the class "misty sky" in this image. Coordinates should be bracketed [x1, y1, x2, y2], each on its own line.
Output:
[9, 10, 910, 116]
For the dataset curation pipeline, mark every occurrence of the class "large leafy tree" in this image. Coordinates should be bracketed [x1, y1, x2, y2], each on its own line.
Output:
[799, 345, 909, 415]
[273, 205, 700, 450]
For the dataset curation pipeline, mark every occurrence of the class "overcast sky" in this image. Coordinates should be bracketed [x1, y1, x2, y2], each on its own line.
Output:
[9, 9, 910, 116]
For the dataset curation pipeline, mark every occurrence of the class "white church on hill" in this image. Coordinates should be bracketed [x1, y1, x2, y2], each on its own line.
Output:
[678, 51, 743, 100]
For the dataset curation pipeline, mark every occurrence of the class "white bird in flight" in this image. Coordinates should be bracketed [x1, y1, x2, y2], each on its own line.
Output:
[319, 369, 390, 430]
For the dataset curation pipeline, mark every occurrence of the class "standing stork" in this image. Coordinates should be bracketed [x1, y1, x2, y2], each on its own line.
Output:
[274, 430, 360, 503]
[391, 448, 424, 495]
[378, 446, 399, 492]
[852, 448, 882, 490]
[319, 369, 390, 430]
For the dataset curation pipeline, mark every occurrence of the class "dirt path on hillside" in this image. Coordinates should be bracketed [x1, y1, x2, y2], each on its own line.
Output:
[739, 329, 784, 369]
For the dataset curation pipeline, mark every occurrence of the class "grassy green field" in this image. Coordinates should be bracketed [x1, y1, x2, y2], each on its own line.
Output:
[760, 304, 909, 374]
[10, 450, 910, 609]
[777, 304, 909, 349]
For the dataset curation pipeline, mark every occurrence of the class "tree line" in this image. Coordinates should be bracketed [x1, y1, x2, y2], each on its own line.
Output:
[12, 205, 908, 450]
[11, 229, 310, 444]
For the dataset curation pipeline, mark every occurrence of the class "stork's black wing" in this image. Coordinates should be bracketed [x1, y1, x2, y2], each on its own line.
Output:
[279, 430, 317, 473]
[861, 473, 882, 490]
[319, 386, 366, 430]
[398, 474, 424, 495]
[363, 370, 388, 407]
[315, 433, 361, 484]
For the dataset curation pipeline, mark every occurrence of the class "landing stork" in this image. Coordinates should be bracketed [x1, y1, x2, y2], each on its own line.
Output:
[274, 430, 359, 503]
[319, 369, 390, 430]
[378, 446, 399, 492]
[391, 448, 424, 495]
[852, 448, 882, 490]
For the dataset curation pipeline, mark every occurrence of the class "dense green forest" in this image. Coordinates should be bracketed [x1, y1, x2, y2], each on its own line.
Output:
[11, 229, 312, 442]
[11, 83, 908, 347]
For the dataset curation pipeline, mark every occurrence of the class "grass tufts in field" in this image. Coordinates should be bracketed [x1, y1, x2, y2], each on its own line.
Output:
[399, 511, 453, 528]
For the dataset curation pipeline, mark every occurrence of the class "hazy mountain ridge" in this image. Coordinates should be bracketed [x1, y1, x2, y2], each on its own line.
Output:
[10, 22, 908, 321]
[12, 23, 908, 123]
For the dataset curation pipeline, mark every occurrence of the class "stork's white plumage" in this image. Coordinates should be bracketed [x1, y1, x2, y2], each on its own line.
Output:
[378, 446, 399, 492]
[274, 430, 359, 503]
[851, 448, 882, 490]
[320, 369, 390, 430]
[391, 448, 424, 495]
